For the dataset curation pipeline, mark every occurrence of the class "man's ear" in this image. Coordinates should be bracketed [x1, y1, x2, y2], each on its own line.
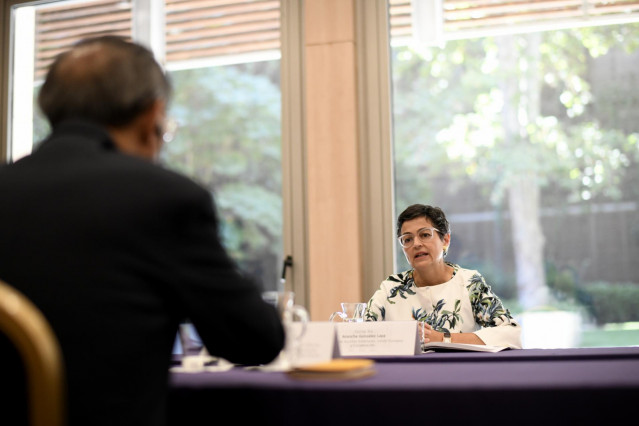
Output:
[135, 100, 166, 159]
[108, 99, 166, 161]
[137, 100, 164, 144]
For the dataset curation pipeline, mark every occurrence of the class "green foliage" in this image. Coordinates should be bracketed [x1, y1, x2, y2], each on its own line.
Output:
[391, 23, 639, 311]
[515, 264, 639, 326]
[546, 262, 579, 301]
[31, 84, 50, 150]
[391, 24, 639, 210]
[161, 62, 283, 281]
[579, 325, 639, 348]
[579, 282, 639, 325]
[216, 183, 282, 259]
[453, 258, 517, 301]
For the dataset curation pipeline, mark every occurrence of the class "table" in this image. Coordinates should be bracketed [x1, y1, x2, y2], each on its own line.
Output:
[167, 347, 639, 425]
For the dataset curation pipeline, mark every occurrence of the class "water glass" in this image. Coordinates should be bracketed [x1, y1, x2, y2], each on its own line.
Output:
[329, 302, 367, 323]
[262, 291, 309, 368]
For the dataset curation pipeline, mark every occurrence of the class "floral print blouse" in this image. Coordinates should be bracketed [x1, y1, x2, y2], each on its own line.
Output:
[365, 263, 522, 348]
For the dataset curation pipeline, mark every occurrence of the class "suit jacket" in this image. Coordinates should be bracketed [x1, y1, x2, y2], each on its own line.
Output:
[0, 120, 285, 426]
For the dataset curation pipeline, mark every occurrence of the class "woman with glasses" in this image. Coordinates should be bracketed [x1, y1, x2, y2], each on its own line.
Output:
[365, 204, 521, 349]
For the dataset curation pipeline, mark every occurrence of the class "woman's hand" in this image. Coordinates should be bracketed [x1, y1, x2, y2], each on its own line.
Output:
[419, 322, 444, 343]
[419, 322, 487, 345]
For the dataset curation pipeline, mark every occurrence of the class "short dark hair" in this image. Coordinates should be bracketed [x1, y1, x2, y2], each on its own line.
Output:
[38, 36, 172, 128]
[396, 204, 450, 240]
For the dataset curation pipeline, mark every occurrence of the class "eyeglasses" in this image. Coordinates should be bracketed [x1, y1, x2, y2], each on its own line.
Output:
[162, 117, 179, 143]
[398, 227, 441, 248]
[154, 117, 179, 144]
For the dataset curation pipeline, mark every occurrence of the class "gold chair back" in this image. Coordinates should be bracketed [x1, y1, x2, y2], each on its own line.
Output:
[0, 279, 66, 426]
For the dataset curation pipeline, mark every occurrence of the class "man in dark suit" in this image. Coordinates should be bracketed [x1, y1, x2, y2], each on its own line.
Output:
[0, 36, 285, 426]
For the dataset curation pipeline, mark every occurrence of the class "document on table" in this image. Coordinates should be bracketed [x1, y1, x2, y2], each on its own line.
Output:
[421, 342, 508, 352]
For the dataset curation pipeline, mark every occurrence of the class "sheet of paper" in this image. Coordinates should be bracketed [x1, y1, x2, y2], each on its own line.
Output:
[335, 321, 420, 356]
[421, 342, 508, 352]
[290, 321, 338, 366]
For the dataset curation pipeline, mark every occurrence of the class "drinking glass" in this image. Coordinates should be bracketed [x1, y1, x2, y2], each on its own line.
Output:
[329, 302, 367, 323]
[262, 291, 309, 368]
[178, 321, 203, 356]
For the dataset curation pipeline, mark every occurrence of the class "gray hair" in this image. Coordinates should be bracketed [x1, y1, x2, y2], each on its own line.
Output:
[38, 36, 171, 128]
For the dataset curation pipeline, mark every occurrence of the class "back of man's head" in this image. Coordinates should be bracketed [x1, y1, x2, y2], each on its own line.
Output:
[38, 36, 171, 129]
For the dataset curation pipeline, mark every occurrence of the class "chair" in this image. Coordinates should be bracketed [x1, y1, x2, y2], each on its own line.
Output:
[0, 279, 66, 426]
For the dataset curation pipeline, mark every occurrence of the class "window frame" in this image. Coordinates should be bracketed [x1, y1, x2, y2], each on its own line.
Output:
[0, 0, 308, 299]
[355, 0, 396, 299]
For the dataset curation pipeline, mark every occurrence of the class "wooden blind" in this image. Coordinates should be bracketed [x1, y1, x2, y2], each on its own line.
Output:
[165, 0, 280, 63]
[32, 0, 639, 78]
[35, 0, 132, 79]
[33, 0, 280, 80]
[389, 0, 639, 42]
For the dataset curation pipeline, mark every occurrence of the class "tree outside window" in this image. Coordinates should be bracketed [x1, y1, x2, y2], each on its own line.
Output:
[391, 13, 639, 347]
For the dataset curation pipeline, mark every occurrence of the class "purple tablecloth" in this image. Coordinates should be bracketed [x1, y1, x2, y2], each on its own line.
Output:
[168, 347, 639, 425]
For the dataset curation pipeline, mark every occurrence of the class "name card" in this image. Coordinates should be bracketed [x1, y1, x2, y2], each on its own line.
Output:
[288, 321, 338, 366]
[335, 321, 420, 356]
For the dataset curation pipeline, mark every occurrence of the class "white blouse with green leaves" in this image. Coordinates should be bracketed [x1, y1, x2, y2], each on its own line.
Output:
[365, 262, 522, 348]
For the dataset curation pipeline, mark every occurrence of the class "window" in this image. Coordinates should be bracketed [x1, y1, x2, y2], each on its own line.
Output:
[161, 1, 283, 289]
[5, 0, 287, 290]
[388, 0, 639, 347]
